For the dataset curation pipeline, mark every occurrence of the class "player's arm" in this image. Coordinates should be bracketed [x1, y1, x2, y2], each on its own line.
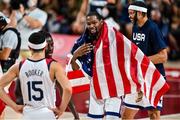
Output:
[71, 43, 93, 70]
[56, 81, 79, 119]
[0, 63, 24, 113]
[0, 48, 12, 60]
[52, 62, 72, 118]
[148, 48, 168, 64]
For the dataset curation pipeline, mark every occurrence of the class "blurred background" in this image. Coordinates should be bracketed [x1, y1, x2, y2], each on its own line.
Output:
[0, 0, 180, 119]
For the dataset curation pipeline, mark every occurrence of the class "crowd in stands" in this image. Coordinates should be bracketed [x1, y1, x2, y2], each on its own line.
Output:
[0, 0, 179, 60]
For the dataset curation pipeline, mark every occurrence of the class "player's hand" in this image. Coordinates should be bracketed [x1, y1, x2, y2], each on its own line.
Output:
[50, 107, 63, 119]
[73, 43, 93, 58]
[14, 105, 24, 113]
[136, 90, 143, 103]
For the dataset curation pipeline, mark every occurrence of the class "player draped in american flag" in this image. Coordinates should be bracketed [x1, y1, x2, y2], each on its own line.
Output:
[70, 11, 169, 119]
[71, 12, 122, 119]
[122, 1, 168, 120]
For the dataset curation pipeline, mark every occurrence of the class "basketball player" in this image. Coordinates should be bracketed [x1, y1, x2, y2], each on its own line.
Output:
[0, 31, 72, 119]
[14, 30, 79, 119]
[71, 12, 122, 119]
[122, 1, 168, 119]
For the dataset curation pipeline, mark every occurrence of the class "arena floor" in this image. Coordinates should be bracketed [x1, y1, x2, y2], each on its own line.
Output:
[3, 106, 180, 120]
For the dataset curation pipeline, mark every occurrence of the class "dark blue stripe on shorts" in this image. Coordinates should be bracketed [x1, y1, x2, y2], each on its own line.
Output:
[124, 102, 162, 111]
[105, 111, 120, 117]
[87, 113, 104, 118]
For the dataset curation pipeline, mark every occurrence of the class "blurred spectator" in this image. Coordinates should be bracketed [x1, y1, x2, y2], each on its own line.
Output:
[72, 0, 116, 34]
[10, 0, 47, 59]
[0, 12, 21, 73]
[168, 1, 180, 60]
[38, 0, 61, 33]
[39, 0, 82, 34]
[0, 0, 11, 17]
[97, 3, 120, 30]
[117, 0, 133, 39]
[150, 8, 169, 41]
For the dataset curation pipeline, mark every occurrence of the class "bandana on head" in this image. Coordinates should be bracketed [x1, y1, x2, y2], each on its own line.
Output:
[128, 5, 147, 13]
[28, 40, 47, 50]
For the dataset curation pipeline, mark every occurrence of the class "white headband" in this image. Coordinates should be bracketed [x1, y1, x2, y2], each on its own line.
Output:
[28, 40, 47, 49]
[128, 5, 147, 13]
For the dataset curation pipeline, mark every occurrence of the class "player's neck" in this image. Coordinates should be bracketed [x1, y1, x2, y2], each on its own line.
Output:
[30, 52, 45, 60]
[137, 17, 148, 27]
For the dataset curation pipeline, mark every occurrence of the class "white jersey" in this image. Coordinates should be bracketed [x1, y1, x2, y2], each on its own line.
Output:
[19, 58, 56, 109]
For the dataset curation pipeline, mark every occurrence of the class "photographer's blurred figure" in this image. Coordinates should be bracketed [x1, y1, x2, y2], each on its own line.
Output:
[0, 11, 21, 119]
[10, 0, 47, 59]
[0, 12, 21, 73]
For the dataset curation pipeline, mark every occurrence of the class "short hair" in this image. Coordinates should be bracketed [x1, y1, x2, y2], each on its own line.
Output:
[86, 11, 103, 20]
[39, 30, 53, 43]
[28, 32, 46, 52]
[130, 1, 147, 9]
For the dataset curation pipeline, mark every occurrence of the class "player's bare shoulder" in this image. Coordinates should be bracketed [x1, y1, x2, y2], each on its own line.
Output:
[50, 61, 64, 71]
[49, 61, 66, 80]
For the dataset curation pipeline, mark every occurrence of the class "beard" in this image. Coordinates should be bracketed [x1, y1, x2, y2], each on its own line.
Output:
[133, 12, 138, 25]
[88, 28, 99, 41]
[89, 33, 98, 41]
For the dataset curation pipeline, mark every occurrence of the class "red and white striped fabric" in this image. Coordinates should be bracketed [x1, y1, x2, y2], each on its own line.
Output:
[92, 22, 170, 107]
[67, 70, 90, 94]
[66, 57, 90, 94]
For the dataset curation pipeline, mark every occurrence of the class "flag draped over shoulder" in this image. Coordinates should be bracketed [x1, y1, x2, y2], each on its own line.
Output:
[66, 54, 90, 94]
[71, 30, 94, 77]
[92, 22, 170, 107]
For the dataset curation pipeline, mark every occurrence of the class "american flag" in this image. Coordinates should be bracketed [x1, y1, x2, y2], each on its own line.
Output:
[66, 54, 91, 94]
[93, 22, 169, 107]
[67, 69, 90, 94]
[71, 22, 170, 107]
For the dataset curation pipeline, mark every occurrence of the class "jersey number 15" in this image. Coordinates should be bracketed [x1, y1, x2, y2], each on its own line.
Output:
[27, 81, 44, 101]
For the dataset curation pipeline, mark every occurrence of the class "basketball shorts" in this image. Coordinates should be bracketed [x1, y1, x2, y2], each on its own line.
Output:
[22, 106, 56, 120]
[123, 92, 163, 110]
[88, 84, 121, 119]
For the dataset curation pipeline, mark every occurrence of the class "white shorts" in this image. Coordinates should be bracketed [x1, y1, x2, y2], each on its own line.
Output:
[123, 92, 163, 110]
[22, 106, 56, 120]
[88, 83, 121, 119]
